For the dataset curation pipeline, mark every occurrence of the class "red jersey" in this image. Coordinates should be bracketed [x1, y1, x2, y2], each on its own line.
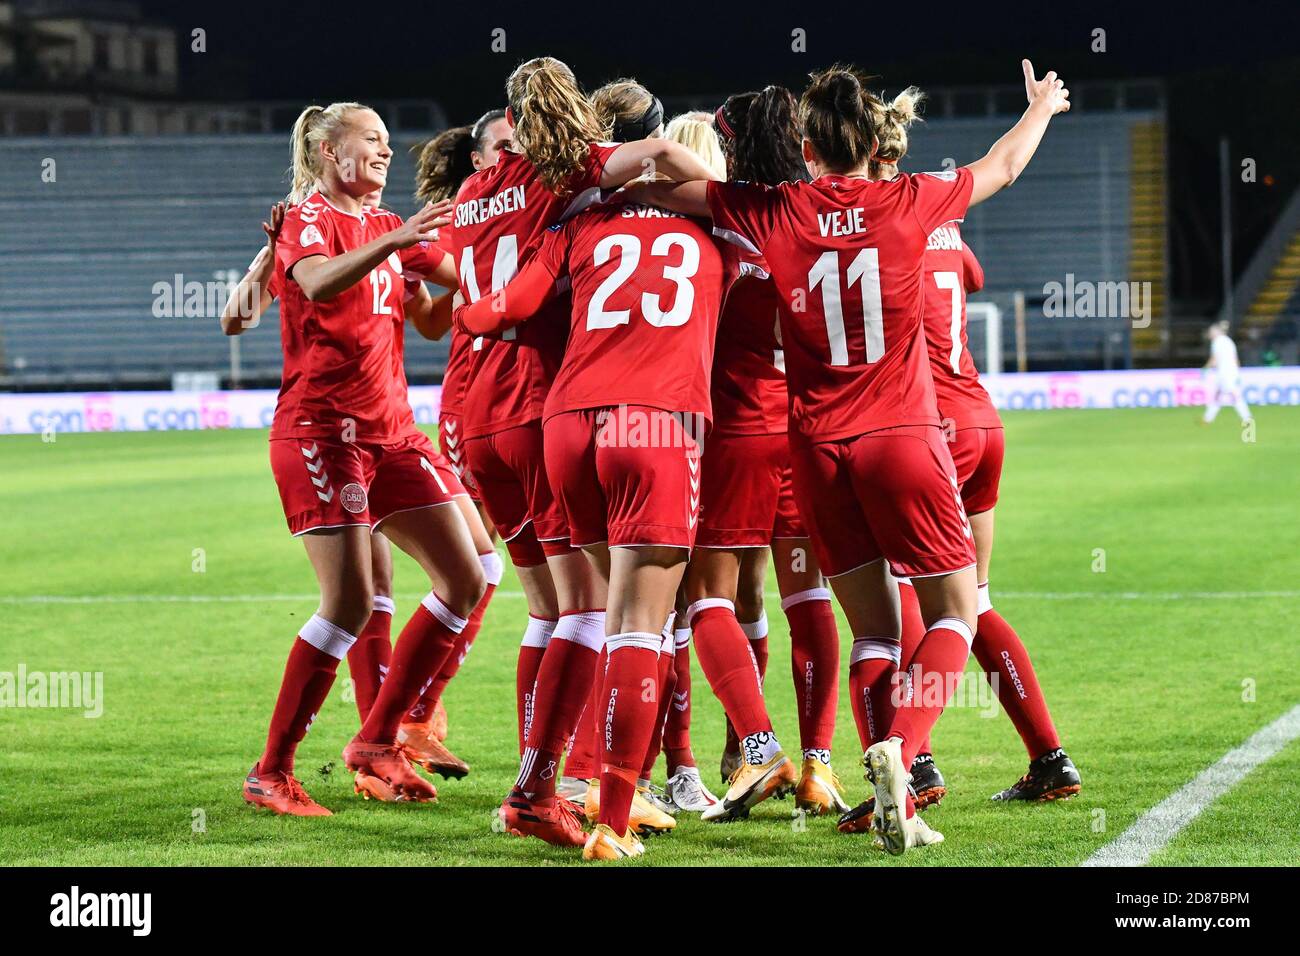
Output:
[921, 223, 1000, 430]
[398, 234, 467, 416]
[457, 202, 739, 423]
[706, 167, 974, 443]
[272, 191, 416, 443]
[446, 144, 619, 439]
[711, 268, 788, 436]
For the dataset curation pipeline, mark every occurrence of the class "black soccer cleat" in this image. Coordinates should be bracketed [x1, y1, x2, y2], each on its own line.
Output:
[910, 753, 947, 809]
[991, 748, 1081, 802]
[836, 780, 921, 835]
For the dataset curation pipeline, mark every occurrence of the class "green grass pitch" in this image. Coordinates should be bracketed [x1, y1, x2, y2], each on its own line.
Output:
[1, 407, 1297, 866]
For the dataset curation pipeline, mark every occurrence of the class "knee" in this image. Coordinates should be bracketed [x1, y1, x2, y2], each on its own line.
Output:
[734, 582, 765, 623]
[320, 587, 373, 636]
[441, 564, 486, 620]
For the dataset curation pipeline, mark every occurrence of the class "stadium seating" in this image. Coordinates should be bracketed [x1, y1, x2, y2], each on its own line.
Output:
[0, 134, 447, 388]
[1, 111, 1159, 387]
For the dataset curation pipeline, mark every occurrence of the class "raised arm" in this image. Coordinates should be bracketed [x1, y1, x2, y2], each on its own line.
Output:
[221, 203, 283, 335]
[965, 60, 1070, 207]
[293, 200, 452, 301]
[600, 139, 723, 189]
[453, 250, 559, 336]
[620, 180, 711, 218]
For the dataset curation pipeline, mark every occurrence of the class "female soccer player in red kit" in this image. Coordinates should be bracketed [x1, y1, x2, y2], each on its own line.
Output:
[444, 56, 724, 847]
[846, 88, 1080, 817]
[242, 102, 489, 815]
[630, 60, 1070, 854]
[456, 169, 745, 858]
[688, 87, 850, 819]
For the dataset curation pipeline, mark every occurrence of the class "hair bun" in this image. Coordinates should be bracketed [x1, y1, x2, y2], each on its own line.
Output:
[829, 72, 862, 115]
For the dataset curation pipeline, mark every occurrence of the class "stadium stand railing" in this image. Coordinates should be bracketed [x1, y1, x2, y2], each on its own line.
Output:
[1223, 183, 1300, 363]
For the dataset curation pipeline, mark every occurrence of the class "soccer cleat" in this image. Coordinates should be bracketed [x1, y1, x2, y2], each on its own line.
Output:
[556, 775, 590, 802]
[397, 720, 470, 779]
[795, 757, 852, 816]
[342, 738, 437, 802]
[991, 749, 1082, 802]
[864, 738, 909, 855]
[582, 823, 645, 861]
[242, 765, 332, 816]
[701, 752, 798, 822]
[873, 813, 944, 852]
[499, 788, 587, 847]
[583, 780, 676, 835]
[640, 783, 678, 817]
[836, 778, 922, 835]
[431, 698, 449, 741]
[910, 753, 947, 809]
[664, 767, 720, 813]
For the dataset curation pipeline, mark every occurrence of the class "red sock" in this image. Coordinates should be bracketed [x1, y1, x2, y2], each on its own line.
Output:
[663, 629, 695, 771]
[848, 637, 900, 752]
[408, 576, 497, 722]
[259, 615, 354, 774]
[348, 597, 392, 723]
[640, 635, 677, 779]
[690, 601, 771, 738]
[782, 588, 839, 752]
[517, 610, 604, 798]
[740, 613, 769, 685]
[887, 618, 973, 767]
[563, 645, 605, 781]
[972, 591, 1061, 759]
[898, 582, 931, 754]
[359, 593, 465, 744]
[597, 634, 662, 835]
[516, 615, 556, 754]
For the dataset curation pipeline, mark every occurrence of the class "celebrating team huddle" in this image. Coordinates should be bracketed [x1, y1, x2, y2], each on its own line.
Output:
[222, 54, 1082, 861]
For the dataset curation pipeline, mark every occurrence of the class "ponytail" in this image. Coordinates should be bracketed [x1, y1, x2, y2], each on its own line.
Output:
[720, 85, 805, 186]
[413, 126, 476, 203]
[506, 57, 607, 193]
[799, 66, 883, 174]
[286, 101, 370, 204]
[870, 87, 925, 178]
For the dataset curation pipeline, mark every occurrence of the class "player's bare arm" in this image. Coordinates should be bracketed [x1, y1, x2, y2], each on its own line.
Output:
[966, 60, 1070, 206]
[600, 139, 723, 189]
[293, 199, 452, 301]
[220, 202, 284, 335]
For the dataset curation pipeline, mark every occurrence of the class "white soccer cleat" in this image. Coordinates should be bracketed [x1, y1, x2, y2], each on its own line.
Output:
[556, 776, 590, 802]
[864, 738, 910, 856]
[664, 767, 720, 813]
[873, 813, 945, 852]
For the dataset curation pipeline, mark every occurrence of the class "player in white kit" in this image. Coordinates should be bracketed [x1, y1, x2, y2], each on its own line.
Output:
[1202, 321, 1253, 424]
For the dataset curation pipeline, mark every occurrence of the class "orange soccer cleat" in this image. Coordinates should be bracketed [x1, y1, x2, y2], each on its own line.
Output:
[431, 699, 449, 742]
[499, 788, 587, 847]
[397, 721, 470, 779]
[342, 738, 438, 803]
[242, 764, 332, 817]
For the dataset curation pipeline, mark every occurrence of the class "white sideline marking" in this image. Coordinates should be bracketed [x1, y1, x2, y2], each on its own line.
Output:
[1082, 704, 1300, 867]
[4, 589, 1300, 606]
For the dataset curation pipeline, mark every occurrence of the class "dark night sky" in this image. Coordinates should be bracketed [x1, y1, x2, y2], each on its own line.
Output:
[137, 0, 1300, 305]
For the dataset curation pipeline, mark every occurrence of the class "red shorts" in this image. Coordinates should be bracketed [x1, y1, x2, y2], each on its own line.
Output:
[790, 424, 975, 579]
[438, 411, 480, 502]
[464, 421, 570, 563]
[269, 431, 464, 537]
[544, 406, 701, 549]
[948, 426, 1004, 515]
[697, 432, 806, 548]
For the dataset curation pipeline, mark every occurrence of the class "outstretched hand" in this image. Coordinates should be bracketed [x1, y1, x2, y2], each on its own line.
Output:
[1023, 59, 1071, 115]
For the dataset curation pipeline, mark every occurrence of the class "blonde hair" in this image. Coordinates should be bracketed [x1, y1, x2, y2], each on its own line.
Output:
[288, 101, 371, 204]
[664, 112, 726, 181]
[869, 87, 924, 178]
[590, 78, 654, 132]
[506, 57, 607, 193]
